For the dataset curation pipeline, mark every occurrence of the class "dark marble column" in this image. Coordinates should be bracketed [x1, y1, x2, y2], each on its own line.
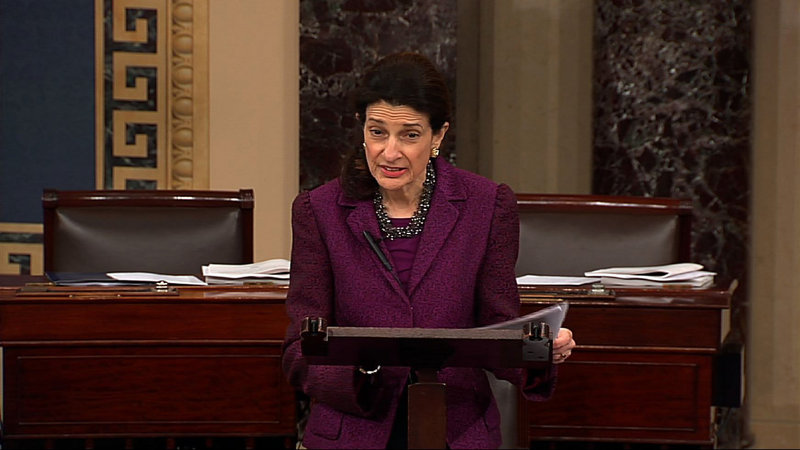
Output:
[593, 3, 751, 444]
[299, 0, 457, 192]
[593, 3, 751, 312]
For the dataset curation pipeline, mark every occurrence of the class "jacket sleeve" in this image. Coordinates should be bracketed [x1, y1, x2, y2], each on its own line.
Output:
[476, 183, 557, 401]
[281, 192, 401, 417]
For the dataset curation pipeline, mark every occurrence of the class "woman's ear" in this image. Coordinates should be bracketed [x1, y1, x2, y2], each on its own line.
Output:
[434, 121, 450, 147]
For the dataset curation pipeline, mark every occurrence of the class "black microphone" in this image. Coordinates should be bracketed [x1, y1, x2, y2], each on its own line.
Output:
[363, 230, 400, 283]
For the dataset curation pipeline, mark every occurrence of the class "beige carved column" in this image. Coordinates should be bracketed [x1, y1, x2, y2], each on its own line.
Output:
[457, 0, 594, 194]
[748, 1, 800, 447]
[169, 0, 209, 188]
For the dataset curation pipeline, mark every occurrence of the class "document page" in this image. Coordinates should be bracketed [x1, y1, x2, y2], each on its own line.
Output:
[107, 272, 207, 285]
[584, 262, 715, 287]
[202, 259, 291, 284]
[477, 301, 569, 338]
[516, 275, 599, 286]
[46, 272, 206, 286]
[584, 262, 704, 279]
[202, 259, 291, 278]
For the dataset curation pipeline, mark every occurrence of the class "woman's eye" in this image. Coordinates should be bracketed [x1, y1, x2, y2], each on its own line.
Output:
[406, 132, 420, 139]
[369, 129, 384, 137]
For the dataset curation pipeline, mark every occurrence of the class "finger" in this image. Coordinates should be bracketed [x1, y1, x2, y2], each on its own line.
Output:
[552, 349, 572, 364]
[553, 339, 576, 352]
[555, 328, 573, 345]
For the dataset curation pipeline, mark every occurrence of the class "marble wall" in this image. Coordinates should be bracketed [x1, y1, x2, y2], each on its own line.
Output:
[299, 0, 457, 192]
[296, 0, 754, 445]
[593, 1, 751, 340]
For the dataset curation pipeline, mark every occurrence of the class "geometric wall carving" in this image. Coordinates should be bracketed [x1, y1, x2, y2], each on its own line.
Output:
[96, 0, 209, 189]
[0, 223, 43, 276]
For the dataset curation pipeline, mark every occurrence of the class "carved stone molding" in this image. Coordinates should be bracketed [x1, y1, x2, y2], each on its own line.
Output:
[169, 0, 209, 188]
[0, 223, 43, 276]
[96, 0, 209, 189]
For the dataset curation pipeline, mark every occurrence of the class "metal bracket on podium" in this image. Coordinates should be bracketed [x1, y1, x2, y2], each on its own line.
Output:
[523, 321, 554, 363]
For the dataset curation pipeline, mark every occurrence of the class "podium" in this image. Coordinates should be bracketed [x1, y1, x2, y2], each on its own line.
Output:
[300, 318, 552, 449]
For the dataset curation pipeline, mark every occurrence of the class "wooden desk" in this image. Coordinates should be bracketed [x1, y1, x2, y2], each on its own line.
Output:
[0, 284, 296, 445]
[519, 281, 735, 447]
[0, 279, 733, 448]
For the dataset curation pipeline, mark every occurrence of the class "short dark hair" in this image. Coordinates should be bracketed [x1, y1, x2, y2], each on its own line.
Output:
[340, 52, 452, 200]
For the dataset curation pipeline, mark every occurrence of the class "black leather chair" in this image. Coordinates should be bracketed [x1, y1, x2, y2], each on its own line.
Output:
[515, 193, 692, 276]
[43, 189, 254, 275]
[39, 189, 267, 450]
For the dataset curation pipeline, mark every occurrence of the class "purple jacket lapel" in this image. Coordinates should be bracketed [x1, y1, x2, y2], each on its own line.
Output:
[407, 159, 467, 296]
[339, 189, 407, 297]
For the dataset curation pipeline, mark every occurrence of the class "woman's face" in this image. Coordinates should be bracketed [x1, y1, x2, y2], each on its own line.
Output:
[363, 101, 448, 198]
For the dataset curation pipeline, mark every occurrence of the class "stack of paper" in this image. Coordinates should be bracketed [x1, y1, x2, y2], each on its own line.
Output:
[516, 275, 600, 286]
[46, 272, 206, 286]
[202, 259, 291, 285]
[584, 262, 715, 288]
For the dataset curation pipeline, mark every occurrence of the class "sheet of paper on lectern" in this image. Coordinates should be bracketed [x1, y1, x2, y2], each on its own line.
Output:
[477, 301, 569, 338]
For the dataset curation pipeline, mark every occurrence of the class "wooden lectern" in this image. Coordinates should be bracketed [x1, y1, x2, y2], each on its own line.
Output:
[300, 317, 552, 449]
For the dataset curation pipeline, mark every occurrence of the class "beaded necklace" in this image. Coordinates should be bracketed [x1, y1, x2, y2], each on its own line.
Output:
[373, 161, 436, 240]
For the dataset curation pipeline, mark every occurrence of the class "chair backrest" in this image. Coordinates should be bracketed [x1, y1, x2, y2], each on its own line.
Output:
[515, 193, 692, 276]
[43, 189, 254, 275]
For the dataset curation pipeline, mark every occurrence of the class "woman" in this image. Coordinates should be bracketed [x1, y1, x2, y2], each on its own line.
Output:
[282, 52, 576, 449]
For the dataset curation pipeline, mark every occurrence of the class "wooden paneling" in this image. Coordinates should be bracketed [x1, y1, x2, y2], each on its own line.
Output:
[0, 285, 295, 442]
[521, 287, 731, 446]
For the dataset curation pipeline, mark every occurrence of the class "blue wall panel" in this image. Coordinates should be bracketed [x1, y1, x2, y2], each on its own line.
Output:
[0, 0, 95, 223]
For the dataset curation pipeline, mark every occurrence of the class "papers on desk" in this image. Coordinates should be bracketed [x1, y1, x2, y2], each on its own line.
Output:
[46, 271, 206, 286]
[584, 262, 715, 288]
[46, 259, 292, 287]
[516, 275, 600, 286]
[202, 258, 291, 285]
[515, 263, 716, 289]
[108, 272, 206, 285]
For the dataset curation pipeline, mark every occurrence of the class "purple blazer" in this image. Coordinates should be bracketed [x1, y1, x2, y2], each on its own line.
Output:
[282, 158, 555, 449]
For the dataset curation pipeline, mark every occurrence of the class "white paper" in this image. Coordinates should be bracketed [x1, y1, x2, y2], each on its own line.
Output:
[595, 269, 716, 282]
[205, 272, 291, 280]
[107, 272, 207, 285]
[202, 258, 291, 279]
[584, 262, 710, 280]
[599, 274, 714, 288]
[477, 301, 569, 338]
[516, 275, 600, 286]
[204, 276, 290, 286]
[595, 270, 715, 282]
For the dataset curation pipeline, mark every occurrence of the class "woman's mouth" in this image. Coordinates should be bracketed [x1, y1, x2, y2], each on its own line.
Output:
[380, 166, 407, 177]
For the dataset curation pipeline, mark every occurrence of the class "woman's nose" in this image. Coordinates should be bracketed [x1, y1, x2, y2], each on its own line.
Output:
[383, 137, 401, 160]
